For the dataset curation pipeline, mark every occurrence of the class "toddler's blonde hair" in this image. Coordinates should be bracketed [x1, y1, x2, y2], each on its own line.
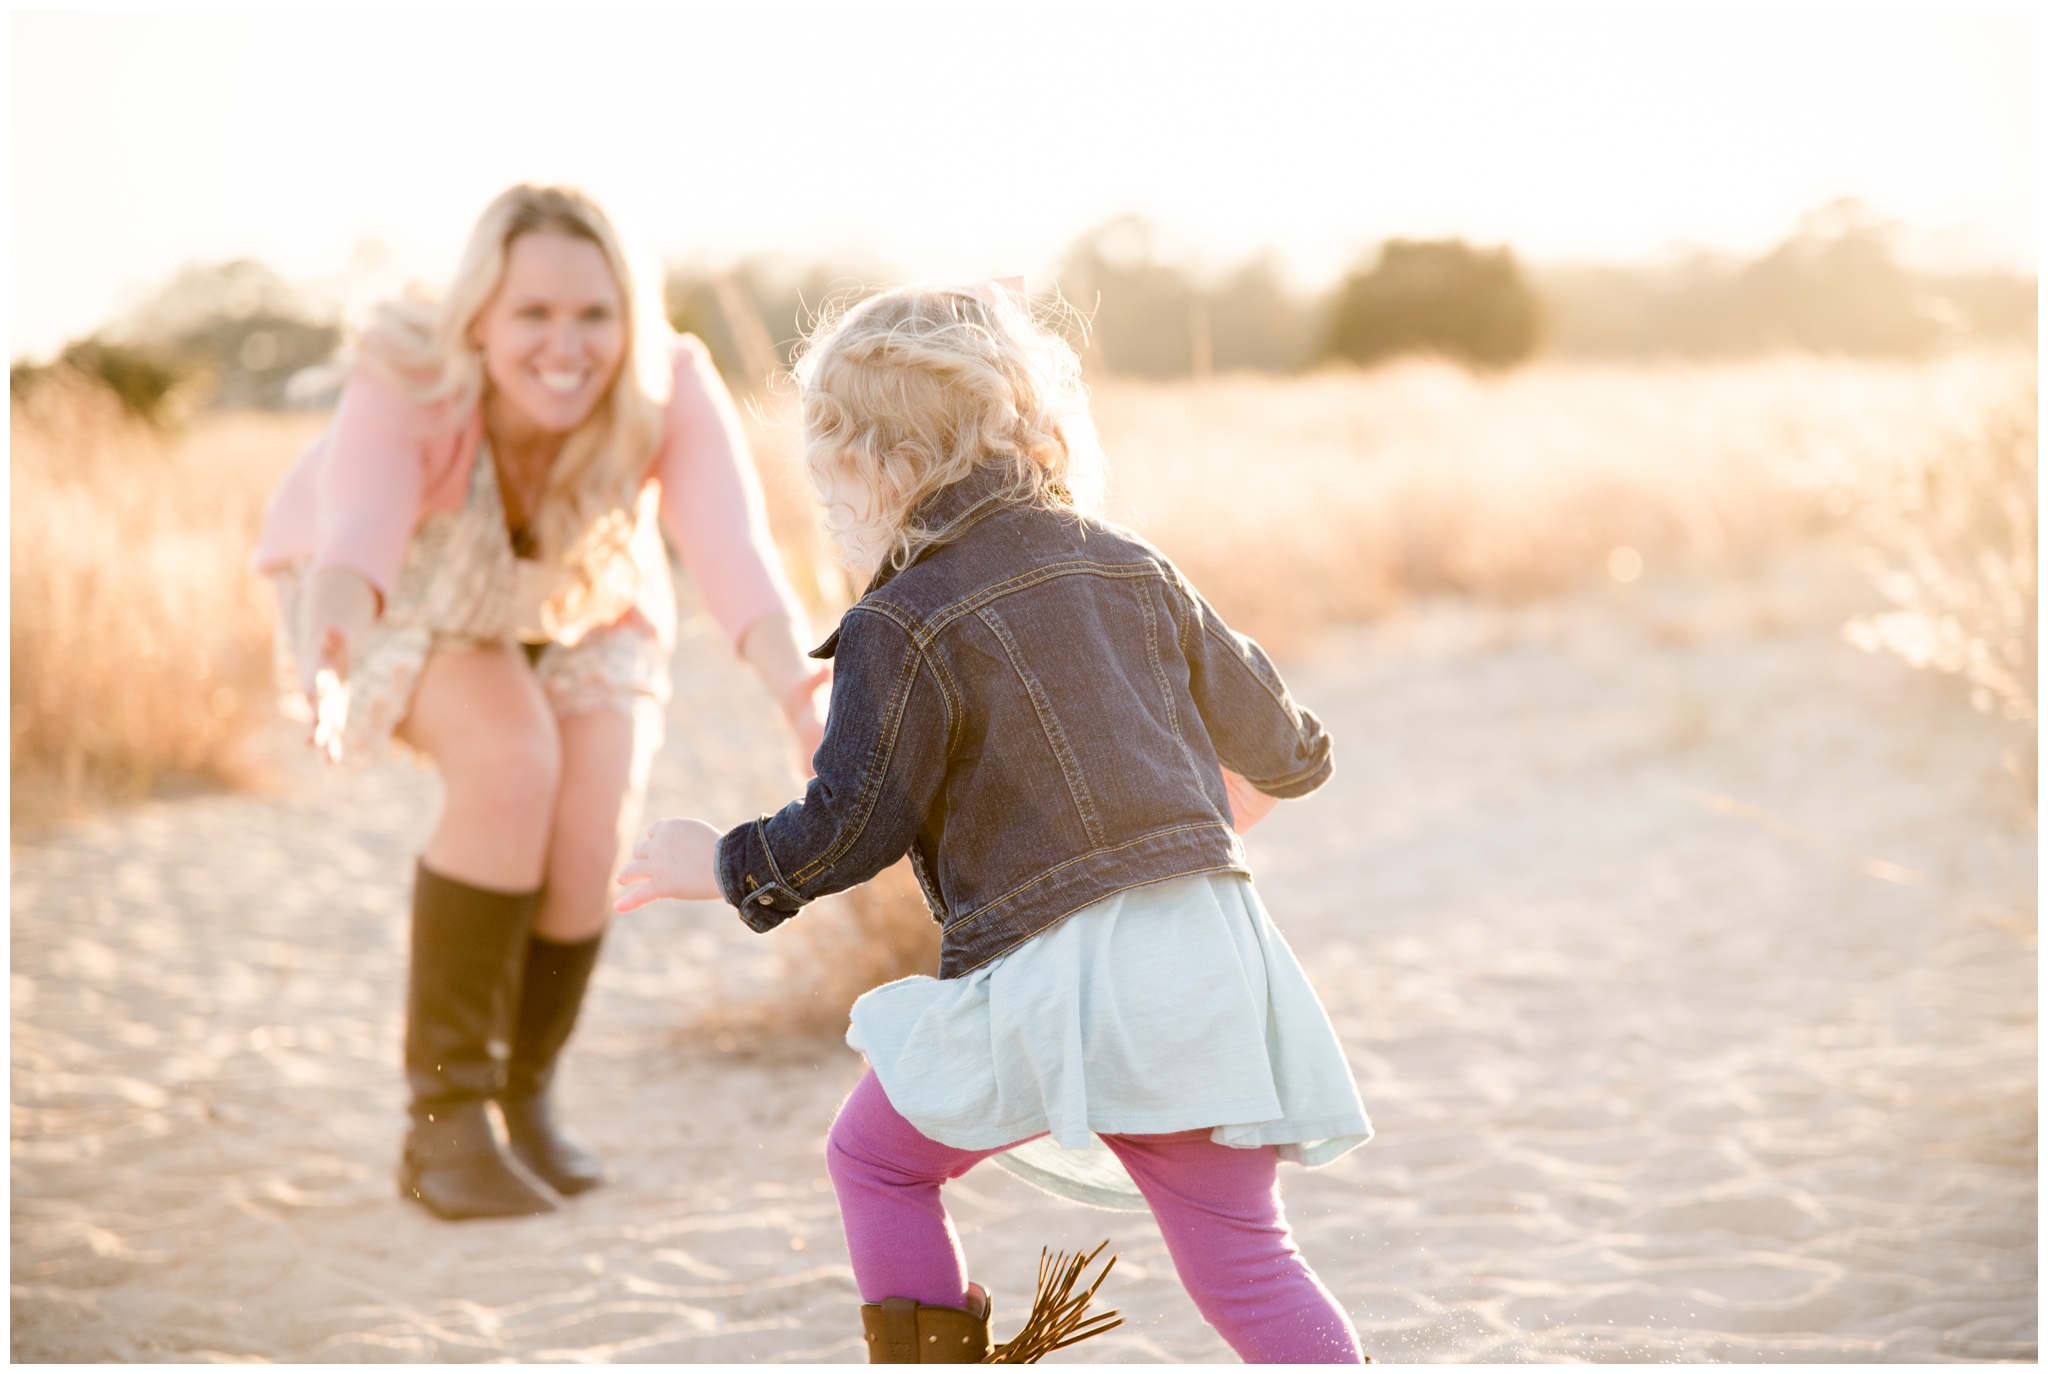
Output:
[793, 284, 1104, 574]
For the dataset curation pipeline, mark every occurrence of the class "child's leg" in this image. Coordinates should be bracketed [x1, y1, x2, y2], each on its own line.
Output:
[1100, 1130, 1363, 1364]
[825, 1070, 1032, 1309]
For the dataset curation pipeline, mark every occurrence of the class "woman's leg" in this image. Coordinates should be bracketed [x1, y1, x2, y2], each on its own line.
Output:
[826, 1071, 1030, 1309]
[496, 704, 653, 1194]
[533, 704, 648, 941]
[1100, 1131, 1363, 1364]
[396, 643, 562, 890]
[388, 644, 564, 1217]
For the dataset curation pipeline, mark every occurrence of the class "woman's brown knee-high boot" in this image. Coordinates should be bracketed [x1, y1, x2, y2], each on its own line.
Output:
[498, 930, 608, 1195]
[399, 861, 561, 1219]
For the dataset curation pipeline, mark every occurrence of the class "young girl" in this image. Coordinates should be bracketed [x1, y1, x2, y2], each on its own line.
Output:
[615, 283, 1372, 1363]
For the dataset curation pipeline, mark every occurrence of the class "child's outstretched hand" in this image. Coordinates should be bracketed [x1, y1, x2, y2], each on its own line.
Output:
[614, 819, 723, 911]
[1221, 768, 1279, 835]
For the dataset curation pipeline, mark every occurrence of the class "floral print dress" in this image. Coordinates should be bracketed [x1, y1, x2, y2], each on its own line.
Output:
[273, 447, 673, 764]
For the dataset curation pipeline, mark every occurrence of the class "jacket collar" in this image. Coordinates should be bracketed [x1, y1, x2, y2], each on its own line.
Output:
[809, 465, 1019, 660]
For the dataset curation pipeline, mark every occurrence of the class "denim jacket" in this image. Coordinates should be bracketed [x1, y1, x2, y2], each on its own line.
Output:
[715, 466, 1334, 978]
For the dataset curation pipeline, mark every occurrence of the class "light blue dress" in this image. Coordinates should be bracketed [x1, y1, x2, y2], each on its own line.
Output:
[847, 872, 1372, 1211]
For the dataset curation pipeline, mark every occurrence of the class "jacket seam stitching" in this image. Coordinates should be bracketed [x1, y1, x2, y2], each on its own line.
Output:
[1200, 617, 1295, 712]
[845, 599, 920, 637]
[905, 561, 1166, 645]
[975, 604, 1107, 850]
[1245, 753, 1332, 790]
[919, 639, 963, 754]
[789, 626, 922, 885]
[1133, 577, 1206, 783]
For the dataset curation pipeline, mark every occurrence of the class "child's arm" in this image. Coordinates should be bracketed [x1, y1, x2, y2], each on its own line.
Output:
[1170, 570, 1335, 804]
[707, 607, 952, 932]
[614, 819, 723, 911]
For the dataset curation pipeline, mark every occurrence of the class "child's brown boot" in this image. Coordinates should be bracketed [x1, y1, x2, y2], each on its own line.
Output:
[860, 1284, 993, 1363]
[859, 1243, 1121, 1363]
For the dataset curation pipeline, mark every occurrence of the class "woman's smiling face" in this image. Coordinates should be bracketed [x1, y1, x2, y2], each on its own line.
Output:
[472, 230, 626, 434]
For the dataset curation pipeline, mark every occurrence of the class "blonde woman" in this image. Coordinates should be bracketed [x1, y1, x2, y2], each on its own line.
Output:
[254, 185, 828, 1220]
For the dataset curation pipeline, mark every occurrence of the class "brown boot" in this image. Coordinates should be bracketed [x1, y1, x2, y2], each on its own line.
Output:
[398, 862, 559, 1220]
[861, 1244, 1121, 1363]
[860, 1282, 994, 1363]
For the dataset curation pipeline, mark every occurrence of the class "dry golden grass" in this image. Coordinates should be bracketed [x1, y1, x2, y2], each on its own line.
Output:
[1839, 382, 2036, 727]
[14, 353, 2030, 1026]
[699, 860, 942, 1046]
[1092, 352, 2038, 652]
[10, 376, 320, 821]
[734, 350, 2038, 1024]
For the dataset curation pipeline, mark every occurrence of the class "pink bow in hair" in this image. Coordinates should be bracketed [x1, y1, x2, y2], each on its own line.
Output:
[969, 276, 1026, 307]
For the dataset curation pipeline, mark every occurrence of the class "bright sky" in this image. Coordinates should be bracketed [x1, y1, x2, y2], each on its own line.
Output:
[9, 4, 2038, 360]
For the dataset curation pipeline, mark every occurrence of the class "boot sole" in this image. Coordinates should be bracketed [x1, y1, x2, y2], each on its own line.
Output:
[398, 1159, 562, 1220]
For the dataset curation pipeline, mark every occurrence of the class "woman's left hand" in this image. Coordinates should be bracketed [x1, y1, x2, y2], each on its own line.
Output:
[1221, 768, 1280, 835]
[614, 818, 724, 911]
[781, 667, 831, 775]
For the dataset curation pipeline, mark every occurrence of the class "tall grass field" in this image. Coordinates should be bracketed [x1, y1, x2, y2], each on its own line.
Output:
[11, 376, 322, 820]
[15, 351, 2034, 826]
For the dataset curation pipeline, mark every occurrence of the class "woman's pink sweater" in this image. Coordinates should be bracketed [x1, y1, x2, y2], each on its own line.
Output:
[252, 335, 804, 649]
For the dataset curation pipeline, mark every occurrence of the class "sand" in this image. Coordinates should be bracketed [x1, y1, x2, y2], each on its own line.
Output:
[12, 551, 2036, 1362]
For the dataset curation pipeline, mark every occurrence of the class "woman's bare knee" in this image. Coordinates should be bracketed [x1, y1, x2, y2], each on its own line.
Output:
[535, 709, 641, 939]
[443, 726, 560, 833]
[401, 646, 562, 888]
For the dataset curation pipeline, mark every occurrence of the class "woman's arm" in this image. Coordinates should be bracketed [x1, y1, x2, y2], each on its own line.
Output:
[654, 337, 824, 748]
[315, 362, 437, 605]
[615, 609, 945, 920]
[740, 613, 831, 765]
[1170, 568, 1335, 802]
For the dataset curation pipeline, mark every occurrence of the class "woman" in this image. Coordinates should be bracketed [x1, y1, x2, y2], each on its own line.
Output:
[254, 185, 827, 1220]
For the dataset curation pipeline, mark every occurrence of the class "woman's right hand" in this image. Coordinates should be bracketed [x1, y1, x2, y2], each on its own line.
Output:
[300, 565, 379, 762]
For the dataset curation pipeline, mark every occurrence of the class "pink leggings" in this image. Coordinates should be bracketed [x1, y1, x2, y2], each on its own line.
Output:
[825, 1072, 1362, 1364]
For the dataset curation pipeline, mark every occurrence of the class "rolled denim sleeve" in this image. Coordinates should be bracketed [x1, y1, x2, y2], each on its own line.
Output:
[1170, 573, 1334, 799]
[715, 606, 952, 931]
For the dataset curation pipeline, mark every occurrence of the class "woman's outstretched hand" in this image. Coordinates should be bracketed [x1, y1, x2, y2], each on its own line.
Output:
[309, 628, 352, 765]
[614, 818, 724, 911]
[300, 565, 378, 765]
[741, 613, 830, 778]
[782, 667, 831, 774]
[1221, 768, 1279, 835]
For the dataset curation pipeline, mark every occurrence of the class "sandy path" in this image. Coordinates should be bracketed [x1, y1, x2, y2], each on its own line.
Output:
[12, 554, 2035, 1362]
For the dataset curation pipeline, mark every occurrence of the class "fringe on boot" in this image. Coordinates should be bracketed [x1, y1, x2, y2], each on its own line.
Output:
[859, 1242, 1120, 1364]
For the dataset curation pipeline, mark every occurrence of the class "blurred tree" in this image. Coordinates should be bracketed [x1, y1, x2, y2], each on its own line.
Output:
[1732, 200, 1942, 355]
[1537, 200, 2022, 358]
[1923, 271, 2038, 343]
[117, 259, 342, 409]
[1059, 216, 1202, 377]
[1208, 254, 1321, 373]
[13, 260, 342, 422]
[1323, 239, 1542, 369]
[666, 271, 746, 381]
[11, 340, 193, 428]
[668, 259, 879, 392]
[1536, 255, 1751, 357]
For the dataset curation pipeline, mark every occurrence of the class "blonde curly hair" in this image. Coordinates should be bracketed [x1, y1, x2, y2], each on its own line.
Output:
[358, 184, 673, 638]
[793, 284, 1105, 575]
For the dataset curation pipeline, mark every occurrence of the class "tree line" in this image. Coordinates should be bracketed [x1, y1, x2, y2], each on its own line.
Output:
[16, 201, 2034, 425]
